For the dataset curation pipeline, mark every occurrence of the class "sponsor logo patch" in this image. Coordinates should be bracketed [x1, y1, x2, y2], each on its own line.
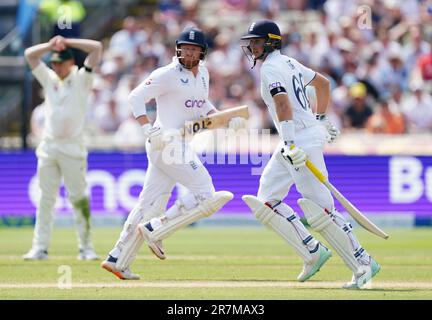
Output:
[185, 99, 206, 108]
[269, 81, 282, 89]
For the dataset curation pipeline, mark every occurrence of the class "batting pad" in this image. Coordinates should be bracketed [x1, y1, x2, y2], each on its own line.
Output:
[242, 195, 314, 264]
[298, 198, 360, 273]
[149, 191, 234, 241]
[116, 195, 169, 271]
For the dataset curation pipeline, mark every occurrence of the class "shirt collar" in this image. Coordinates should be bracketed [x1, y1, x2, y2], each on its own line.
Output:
[172, 56, 205, 73]
[58, 65, 78, 83]
[265, 50, 281, 62]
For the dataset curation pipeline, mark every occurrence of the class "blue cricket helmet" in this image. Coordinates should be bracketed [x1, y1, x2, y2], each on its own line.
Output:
[241, 20, 282, 50]
[240, 20, 283, 68]
[176, 27, 208, 60]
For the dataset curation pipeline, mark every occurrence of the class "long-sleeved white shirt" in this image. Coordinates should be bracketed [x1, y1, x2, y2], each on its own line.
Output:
[128, 57, 216, 129]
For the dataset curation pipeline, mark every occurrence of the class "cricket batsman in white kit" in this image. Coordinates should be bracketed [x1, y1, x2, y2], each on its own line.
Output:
[101, 27, 246, 280]
[240, 20, 380, 289]
[23, 36, 102, 260]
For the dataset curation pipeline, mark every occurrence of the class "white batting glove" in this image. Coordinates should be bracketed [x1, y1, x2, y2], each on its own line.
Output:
[316, 114, 340, 143]
[281, 144, 307, 168]
[228, 117, 247, 131]
[142, 124, 165, 151]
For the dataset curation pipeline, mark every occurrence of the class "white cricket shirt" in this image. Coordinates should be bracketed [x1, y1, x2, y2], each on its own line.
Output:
[128, 57, 216, 129]
[260, 50, 318, 132]
[32, 63, 93, 141]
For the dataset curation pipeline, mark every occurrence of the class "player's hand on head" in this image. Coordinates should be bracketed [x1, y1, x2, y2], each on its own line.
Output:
[281, 144, 307, 168]
[228, 117, 247, 131]
[316, 114, 340, 143]
[50, 36, 67, 51]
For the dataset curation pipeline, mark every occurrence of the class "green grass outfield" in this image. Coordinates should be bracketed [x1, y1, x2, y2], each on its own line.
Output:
[0, 227, 431, 299]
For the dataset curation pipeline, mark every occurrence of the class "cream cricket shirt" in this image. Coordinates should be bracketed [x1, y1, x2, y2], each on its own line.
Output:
[260, 50, 318, 133]
[128, 57, 216, 129]
[32, 63, 93, 141]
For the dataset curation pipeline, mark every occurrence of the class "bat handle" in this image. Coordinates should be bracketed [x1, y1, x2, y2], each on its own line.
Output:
[288, 145, 328, 184]
[305, 160, 328, 184]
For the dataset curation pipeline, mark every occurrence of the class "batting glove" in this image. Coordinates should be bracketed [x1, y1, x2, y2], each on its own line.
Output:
[281, 144, 307, 168]
[228, 117, 247, 131]
[142, 124, 165, 151]
[316, 114, 340, 143]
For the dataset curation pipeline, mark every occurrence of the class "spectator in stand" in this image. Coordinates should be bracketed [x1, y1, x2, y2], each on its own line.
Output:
[400, 85, 432, 133]
[109, 17, 148, 67]
[94, 97, 123, 134]
[343, 82, 374, 129]
[415, 44, 432, 83]
[366, 96, 406, 134]
[207, 32, 242, 77]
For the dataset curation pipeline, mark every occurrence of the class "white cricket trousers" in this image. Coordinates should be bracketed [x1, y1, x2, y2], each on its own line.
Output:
[258, 125, 334, 210]
[31, 140, 94, 251]
[110, 139, 215, 257]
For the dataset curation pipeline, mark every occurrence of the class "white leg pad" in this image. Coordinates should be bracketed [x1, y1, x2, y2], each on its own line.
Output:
[116, 194, 169, 270]
[298, 198, 361, 273]
[149, 191, 234, 241]
[242, 195, 314, 264]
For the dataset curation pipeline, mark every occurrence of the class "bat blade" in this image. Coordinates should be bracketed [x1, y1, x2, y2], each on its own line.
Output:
[184, 105, 249, 135]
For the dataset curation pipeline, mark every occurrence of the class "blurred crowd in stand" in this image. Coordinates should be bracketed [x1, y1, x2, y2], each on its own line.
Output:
[31, 0, 432, 148]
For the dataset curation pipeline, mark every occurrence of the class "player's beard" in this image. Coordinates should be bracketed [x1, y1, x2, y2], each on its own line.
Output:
[179, 57, 200, 69]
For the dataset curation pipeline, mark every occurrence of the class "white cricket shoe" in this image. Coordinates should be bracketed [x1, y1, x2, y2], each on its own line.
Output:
[343, 257, 381, 289]
[22, 249, 49, 260]
[297, 243, 332, 282]
[101, 258, 140, 280]
[137, 222, 166, 260]
[78, 248, 100, 261]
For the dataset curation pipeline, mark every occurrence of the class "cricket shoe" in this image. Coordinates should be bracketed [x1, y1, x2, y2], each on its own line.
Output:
[297, 243, 332, 282]
[343, 257, 381, 289]
[22, 249, 48, 260]
[137, 222, 166, 260]
[78, 248, 99, 261]
[101, 256, 140, 280]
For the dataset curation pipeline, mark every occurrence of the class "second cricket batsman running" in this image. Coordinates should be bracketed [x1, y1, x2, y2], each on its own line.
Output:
[101, 27, 247, 280]
[240, 20, 380, 289]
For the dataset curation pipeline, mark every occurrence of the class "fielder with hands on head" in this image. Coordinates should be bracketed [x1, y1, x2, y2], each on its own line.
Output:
[101, 27, 246, 280]
[240, 20, 380, 289]
[23, 35, 102, 260]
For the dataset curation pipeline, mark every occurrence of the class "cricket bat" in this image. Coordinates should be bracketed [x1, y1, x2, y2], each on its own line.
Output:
[305, 159, 389, 240]
[183, 105, 249, 135]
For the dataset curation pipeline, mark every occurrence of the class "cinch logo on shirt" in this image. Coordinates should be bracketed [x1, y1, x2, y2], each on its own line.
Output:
[185, 99, 206, 108]
[269, 81, 282, 89]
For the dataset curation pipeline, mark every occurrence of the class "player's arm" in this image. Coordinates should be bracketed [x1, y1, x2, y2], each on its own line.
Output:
[63, 37, 103, 68]
[272, 91, 295, 144]
[24, 41, 53, 70]
[128, 76, 165, 150]
[263, 64, 305, 167]
[135, 115, 151, 126]
[309, 72, 340, 142]
[309, 72, 330, 115]
[273, 91, 306, 167]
